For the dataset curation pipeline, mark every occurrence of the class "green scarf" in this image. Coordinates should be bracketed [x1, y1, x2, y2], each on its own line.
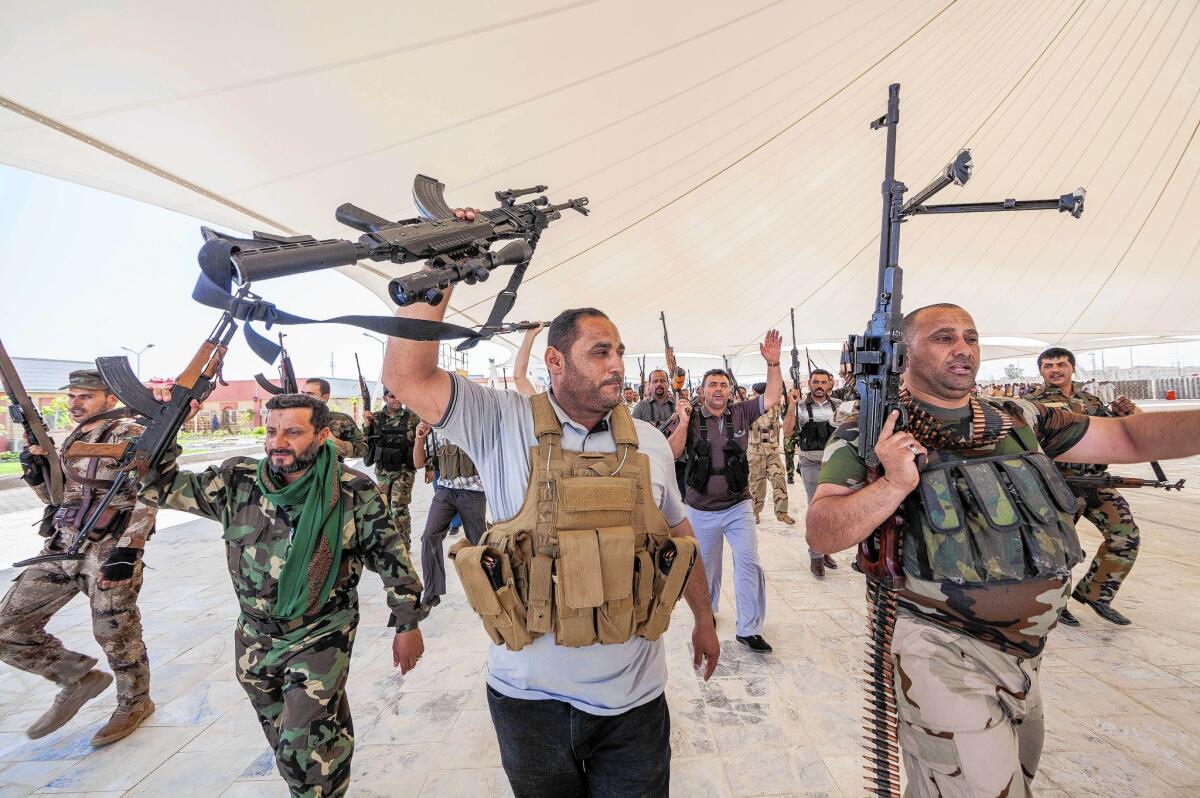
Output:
[255, 440, 344, 620]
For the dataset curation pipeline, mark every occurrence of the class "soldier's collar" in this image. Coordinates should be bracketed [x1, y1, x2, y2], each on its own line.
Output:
[546, 390, 614, 436]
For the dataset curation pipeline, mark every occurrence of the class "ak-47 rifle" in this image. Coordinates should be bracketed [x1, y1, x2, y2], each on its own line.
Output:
[788, 309, 803, 390]
[659, 311, 686, 396]
[13, 288, 249, 567]
[848, 84, 1085, 798]
[638, 356, 647, 400]
[1065, 472, 1185, 492]
[254, 333, 298, 395]
[199, 175, 588, 352]
[0, 338, 64, 504]
[354, 353, 372, 412]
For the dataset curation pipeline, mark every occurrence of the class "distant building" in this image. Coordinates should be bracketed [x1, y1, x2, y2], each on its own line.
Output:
[0, 356, 93, 450]
[191, 376, 379, 432]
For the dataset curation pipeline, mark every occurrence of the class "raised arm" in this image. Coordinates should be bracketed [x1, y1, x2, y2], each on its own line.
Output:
[381, 209, 479, 423]
[513, 324, 544, 397]
[1056, 409, 1200, 465]
[761, 330, 783, 409]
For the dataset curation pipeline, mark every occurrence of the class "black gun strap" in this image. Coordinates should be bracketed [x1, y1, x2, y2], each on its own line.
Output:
[194, 238, 485, 364]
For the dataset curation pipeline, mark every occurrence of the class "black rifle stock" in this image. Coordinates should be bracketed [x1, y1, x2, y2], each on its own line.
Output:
[13, 290, 248, 567]
[0, 337, 64, 504]
[849, 83, 1085, 798]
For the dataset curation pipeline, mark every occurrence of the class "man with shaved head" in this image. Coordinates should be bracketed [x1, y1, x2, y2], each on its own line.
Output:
[807, 303, 1200, 796]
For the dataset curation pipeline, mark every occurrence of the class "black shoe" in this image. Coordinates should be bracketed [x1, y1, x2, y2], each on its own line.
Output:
[422, 595, 442, 609]
[449, 526, 461, 536]
[822, 555, 838, 570]
[736, 635, 773, 653]
[810, 558, 825, 578]
[850, 560, 863, 575]
[1058, 608, 1080, 627]
[787, 475, 794, 484]
[1074, 595, 1131, 626]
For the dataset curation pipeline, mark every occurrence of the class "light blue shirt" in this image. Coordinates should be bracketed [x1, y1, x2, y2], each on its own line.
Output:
[435, 374, 687, 715]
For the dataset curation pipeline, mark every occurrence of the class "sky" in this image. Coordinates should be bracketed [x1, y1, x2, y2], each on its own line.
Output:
[2, 163, 1197, 385]
[0, 165, 514, 383]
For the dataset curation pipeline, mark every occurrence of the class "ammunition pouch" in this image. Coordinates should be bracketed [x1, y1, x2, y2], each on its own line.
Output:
[798, 402, 835, 451]
[905, 450, 1083, 584]
[376, 426, 414, 472]
[438, 444, 477, 481]
[452, 395, 694, 651]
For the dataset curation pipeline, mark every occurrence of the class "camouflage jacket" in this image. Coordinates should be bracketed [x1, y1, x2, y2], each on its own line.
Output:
[328, 411, 368, 460]
[29, 413, 157, 548]
[1025, 382, 1109, 476]
[139, 456, 426, 631]
[818, 397, 1090, 658]
[747, 403, 784, 453]
[366, 406, 421, 474]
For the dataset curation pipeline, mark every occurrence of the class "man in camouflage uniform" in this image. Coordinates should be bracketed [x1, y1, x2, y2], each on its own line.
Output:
[1029, 347, 1141, 626]
[363, 386, 421, 548]
[137, 392, 427, 798]
[0, 370, 155, 745]
[302, 378, 367, 461]
[806, 304, 1200, 797]
[746, 382, 794, 526]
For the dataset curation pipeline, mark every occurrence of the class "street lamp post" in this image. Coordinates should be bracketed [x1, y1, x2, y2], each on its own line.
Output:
[121, 344, 155, 379]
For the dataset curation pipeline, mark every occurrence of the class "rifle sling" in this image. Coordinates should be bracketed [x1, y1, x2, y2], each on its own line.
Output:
[195, 237, 490, 365]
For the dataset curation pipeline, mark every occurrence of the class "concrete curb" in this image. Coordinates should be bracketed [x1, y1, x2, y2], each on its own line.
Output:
[0, 444, 263, 492]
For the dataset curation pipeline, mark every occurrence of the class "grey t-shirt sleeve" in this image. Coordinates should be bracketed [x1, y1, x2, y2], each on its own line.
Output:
[434, 374, 529, 468]
[631, 419, 687, 527]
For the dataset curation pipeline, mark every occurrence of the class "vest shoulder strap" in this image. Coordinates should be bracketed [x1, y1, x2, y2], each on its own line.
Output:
[609, 403, 639, 447]
[531, 392, 561, 441]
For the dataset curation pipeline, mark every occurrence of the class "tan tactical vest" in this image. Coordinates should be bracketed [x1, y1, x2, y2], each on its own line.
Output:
[438, 443, 478, 480]
[451, 393, 697, 651]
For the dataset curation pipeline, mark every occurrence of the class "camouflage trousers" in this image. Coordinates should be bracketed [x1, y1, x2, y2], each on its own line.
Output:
[748, 448, 789, 518]
[0, 534, 149, 704]
[891, 613, 1044, 798]
[783, 435, 798, 479]
[236, 610, 357, 798]
[376, 469, 416, 549]
[1071, 488, 1140, 604]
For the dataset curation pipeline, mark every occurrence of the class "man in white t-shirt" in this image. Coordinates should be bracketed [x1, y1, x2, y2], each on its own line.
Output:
[383, 244, 719, 796]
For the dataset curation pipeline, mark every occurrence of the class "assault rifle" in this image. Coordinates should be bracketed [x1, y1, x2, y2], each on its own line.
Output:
[254, 332, 298, 395]
[199, 175, 588, 350]
[849, 83, 1085, 798]
[1065, 473, 1185, 492]
[788, 308, 802, 390]
[354, 353, 372, 413]
[659, 311, 686, 396]
[0, 338, 64, 503]
[638, 355, 647, 400]
[13, 290, 247, 567]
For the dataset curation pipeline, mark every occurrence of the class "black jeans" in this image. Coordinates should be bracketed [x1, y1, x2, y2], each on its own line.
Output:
[486, 686, 671, 798]
[419, 487, 487, 603]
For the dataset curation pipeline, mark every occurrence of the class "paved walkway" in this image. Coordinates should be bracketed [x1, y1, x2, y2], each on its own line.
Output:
[0, 455, 1197, 797]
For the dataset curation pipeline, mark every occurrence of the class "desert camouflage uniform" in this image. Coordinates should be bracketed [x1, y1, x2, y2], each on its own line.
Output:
[366, 406, 420, 549]
[327, 411, 367, 461]
[747, 403, 789, 518]
[0, 411, 154, 707]
[1027, 382, 1140, 604]
[140, 456, 426, 798]
[819, 397, 1090, 796]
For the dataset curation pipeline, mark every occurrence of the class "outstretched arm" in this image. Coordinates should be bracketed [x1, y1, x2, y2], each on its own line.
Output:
[1057, 410, 1200, 465]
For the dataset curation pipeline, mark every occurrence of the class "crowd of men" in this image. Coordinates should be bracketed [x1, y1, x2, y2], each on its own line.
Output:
[3, 280, 1198, 797]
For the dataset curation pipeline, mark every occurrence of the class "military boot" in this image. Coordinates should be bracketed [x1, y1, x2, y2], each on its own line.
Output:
[90, 697, 155, 747]
[1073, 594, 1131, 626]
[27, 670, 113, 739]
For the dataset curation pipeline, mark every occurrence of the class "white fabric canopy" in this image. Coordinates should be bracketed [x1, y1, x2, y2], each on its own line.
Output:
[3, 0, 1198, 364]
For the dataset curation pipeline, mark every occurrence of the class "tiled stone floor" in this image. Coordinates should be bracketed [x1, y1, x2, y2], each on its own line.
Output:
[0, 454, 1198, 797]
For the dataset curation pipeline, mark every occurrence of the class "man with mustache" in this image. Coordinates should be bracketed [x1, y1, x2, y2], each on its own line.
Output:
[1029, 347, 1142, 626]
[783, 369, 841, 577]
[807, 303, 1200, 796]
[668, 332, 783, 654]
[633, 369, 686, 497]
[385, 220, 719, 796]
[0, 370, 156, 746]
[137, 391, 427, 796]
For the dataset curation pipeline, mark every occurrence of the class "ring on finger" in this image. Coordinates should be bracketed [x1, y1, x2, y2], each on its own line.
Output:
[906, 444, 920, 456]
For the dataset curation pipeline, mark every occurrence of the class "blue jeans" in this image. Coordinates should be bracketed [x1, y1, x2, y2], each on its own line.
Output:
[486, 687, 670, 797]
